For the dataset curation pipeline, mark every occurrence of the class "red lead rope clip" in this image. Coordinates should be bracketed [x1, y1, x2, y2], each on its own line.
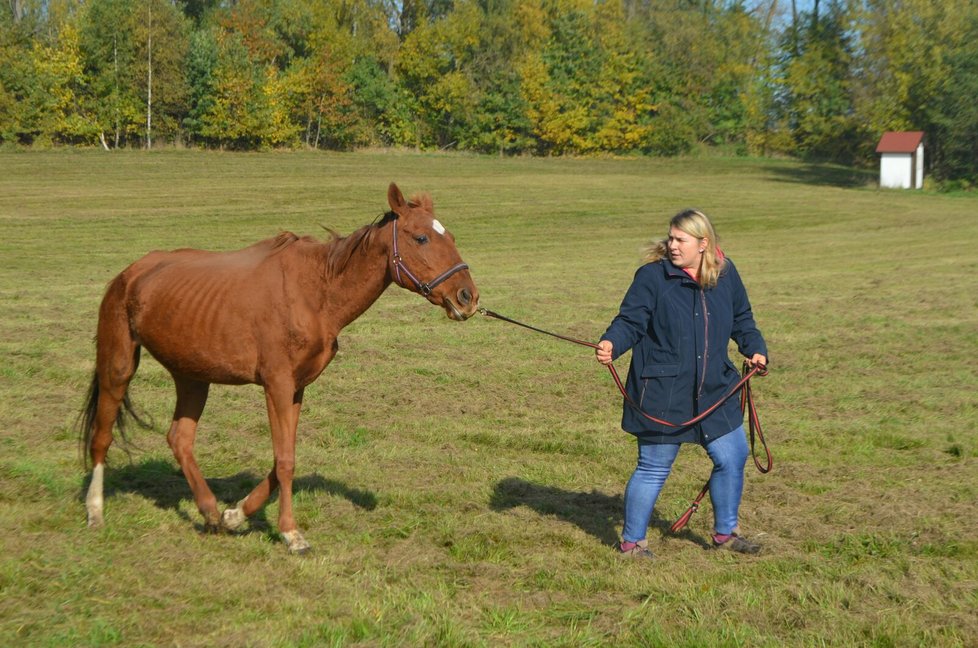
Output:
[670, 482, 710, 533]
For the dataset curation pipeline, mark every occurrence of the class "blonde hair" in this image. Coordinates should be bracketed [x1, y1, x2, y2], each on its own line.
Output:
[642, 209, 725, 288]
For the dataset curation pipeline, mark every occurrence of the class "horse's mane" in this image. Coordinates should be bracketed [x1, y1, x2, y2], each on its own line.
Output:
[269, 231, 303, 250]
[319, 194, 430, 278]
[321, 211, 398, 278]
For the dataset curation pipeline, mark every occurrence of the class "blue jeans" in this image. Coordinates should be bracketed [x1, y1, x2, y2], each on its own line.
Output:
[621, 426, 749, 542]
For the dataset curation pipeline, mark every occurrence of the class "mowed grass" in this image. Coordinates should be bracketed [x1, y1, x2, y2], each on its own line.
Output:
[0, 150, 975, 647]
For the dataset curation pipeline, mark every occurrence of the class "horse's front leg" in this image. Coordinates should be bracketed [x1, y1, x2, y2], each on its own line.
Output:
[269, 385, 308, 553]
[225, 384, 308, 554]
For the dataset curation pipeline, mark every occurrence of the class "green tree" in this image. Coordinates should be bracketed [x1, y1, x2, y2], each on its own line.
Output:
[346, 55, 417, 147]
[140, 0, 191, 146]
[79, 0, 143, 147]
[773, 0, 863, 162]
[78, 0, 189, 148]
[929, 8, 978, 185]
[282, 45, 358, 149]
[0, 18, 30, 143]
[458, 0, 535, 154]
[742, 1, 789, 157]
[183, 26, 218, 143]
[0, 2, 100, 146]
[23, 22, 100, 145]
[855, 1, 960, 138]
[627, 0, 770, 155]
[193, 29, 272, 148]
[394, 0, 481, 148]
[589, 1, 654, 153]
[519, 4, 601, 154]
[853, 0, 977, 179]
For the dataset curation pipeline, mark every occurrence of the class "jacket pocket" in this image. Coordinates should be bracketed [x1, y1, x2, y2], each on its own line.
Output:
[638, 363, 680, 417]
[641, 363, 679, 378]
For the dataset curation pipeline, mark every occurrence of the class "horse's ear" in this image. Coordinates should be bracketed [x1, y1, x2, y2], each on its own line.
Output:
[388, 183, 406, 215]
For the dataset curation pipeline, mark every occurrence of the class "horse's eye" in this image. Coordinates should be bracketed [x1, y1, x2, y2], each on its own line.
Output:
[414, 235, 429, 245]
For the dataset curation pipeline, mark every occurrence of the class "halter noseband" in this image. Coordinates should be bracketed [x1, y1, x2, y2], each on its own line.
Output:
[390, 218, 469, 296]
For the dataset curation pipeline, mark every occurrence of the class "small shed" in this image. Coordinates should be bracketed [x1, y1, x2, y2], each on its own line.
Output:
[876, 131, 924, 189]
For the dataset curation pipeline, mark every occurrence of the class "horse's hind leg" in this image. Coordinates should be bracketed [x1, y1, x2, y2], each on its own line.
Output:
[84, 282, 141, 528]
[85, 380, 125, 527]
[85, 380, 130, 527]
[166, 378, 221, 530]
[221, 468, 276, 533]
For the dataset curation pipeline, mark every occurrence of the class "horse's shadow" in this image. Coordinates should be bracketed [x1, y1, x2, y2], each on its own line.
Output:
[81, 458, 377, 534]
[489, 476, 709, 548]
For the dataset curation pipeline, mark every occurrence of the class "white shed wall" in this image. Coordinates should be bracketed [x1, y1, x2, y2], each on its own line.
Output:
[880, 153, 912, 189]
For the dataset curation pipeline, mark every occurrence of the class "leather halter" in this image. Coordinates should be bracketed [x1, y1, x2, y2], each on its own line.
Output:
[390, 218, 469, 296]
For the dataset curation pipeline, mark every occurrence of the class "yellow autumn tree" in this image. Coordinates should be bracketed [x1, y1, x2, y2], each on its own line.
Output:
[29, 23, 100, 146]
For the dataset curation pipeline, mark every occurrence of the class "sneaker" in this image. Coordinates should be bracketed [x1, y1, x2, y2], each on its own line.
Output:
[712, 533, 761, 554]
[616, 539, 654, 559]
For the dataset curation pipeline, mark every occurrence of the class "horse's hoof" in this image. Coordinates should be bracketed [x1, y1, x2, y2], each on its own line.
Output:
[221, 507, 247, 532]
[204, 521, 224, 535]
[201, 509, 224, 534]
[86, 513, 104, 529]
[282, 529, 311, 555]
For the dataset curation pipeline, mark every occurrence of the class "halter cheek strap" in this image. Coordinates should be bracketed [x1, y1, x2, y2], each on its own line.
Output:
[390, 219, 469, 296]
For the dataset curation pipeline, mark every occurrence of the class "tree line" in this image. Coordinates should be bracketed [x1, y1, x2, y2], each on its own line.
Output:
[2, 0, 976, 186]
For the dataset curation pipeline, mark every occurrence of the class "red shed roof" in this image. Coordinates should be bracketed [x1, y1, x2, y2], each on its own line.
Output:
[876, 131, 924, 154]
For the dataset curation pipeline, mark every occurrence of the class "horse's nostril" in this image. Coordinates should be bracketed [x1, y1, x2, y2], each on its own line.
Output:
[458, 288, 472, 305]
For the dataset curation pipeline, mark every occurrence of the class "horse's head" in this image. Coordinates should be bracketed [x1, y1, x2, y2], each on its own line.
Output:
[386, 183, 480, 321]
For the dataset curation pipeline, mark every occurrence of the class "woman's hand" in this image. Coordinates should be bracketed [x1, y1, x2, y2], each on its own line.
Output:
[747, 353, 767, 370]
[595, 340, 614, 365]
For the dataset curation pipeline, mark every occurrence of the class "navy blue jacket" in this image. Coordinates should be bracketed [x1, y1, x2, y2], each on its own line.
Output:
[600, 257, 767, 444]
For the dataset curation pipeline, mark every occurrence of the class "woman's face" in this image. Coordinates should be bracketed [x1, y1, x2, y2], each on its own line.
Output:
[667, 226, 704, 270]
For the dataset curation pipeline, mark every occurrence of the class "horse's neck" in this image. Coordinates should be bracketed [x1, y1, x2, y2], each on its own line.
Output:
[317, 227, 392, 331]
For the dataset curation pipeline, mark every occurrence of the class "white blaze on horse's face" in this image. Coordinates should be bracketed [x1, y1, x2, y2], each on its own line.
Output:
[432, 219, 446, 236]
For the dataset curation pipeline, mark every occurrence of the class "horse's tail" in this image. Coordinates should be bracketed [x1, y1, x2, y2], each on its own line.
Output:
[78, 370, 152, 469]
[79, 379, 153, 467]
[78, 373, 100, 465]
[77, 269, 154, 470]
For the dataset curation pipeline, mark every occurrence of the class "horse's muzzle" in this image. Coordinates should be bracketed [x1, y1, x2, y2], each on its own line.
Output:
[445, 286, 479, 321]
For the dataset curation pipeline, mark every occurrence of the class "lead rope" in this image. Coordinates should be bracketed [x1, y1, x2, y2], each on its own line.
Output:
[478, 307, 771, 533]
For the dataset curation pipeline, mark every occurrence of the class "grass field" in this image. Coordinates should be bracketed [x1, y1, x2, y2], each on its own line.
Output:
[1, 149, 976, 647]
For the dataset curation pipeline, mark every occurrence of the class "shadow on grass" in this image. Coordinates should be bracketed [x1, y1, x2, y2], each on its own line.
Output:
[763, 161, 876, 188]
[78, 458, 377, 534]
[490, 476, 708, 548]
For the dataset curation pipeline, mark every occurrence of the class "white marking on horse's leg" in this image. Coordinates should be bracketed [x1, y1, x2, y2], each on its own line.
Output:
[282, 529, 311, 555]
[221, 498, 248, 531]
[85, 463, 105, 528]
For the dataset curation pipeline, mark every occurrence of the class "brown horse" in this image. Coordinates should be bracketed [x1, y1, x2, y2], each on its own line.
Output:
[78, 183, 479, 553]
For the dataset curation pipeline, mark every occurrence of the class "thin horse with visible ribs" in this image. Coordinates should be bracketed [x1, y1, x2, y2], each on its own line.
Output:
[78, 183, 479, 553]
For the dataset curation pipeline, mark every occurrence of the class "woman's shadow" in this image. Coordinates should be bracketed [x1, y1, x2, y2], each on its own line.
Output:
[79, 458, 377, 534]
[489, 476, 708, 548]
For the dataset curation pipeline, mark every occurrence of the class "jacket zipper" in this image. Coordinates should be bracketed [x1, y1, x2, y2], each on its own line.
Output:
[698, 289, 709, 399]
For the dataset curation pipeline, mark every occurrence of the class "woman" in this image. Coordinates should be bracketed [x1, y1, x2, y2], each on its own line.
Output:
[595, 209, 767, 558]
